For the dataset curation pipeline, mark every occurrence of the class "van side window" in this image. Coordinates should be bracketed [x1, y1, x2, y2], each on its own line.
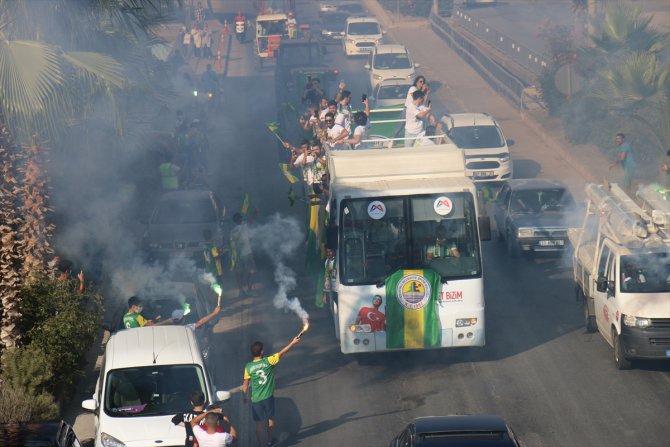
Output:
[598, 245, 611, 278]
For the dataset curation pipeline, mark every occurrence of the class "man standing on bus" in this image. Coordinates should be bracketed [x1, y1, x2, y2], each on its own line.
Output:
[242, 337, 301, 447]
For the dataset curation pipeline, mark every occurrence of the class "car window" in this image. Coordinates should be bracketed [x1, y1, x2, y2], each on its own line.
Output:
[105, 365, 207, 417]
[348, 22, 380, 35]
[510, 188, 572, 213]
[153, 197, 216, 224]
[374, 53, 411, 69]
[449, 125, 505, 148]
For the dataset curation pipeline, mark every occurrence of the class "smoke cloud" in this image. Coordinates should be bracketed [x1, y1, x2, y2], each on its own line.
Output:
[250, 214, 309, 323]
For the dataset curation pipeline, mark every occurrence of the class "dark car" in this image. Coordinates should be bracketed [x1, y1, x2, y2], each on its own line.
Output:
[107, 280, 218, 376]
[319, 12, 349, 43]
[0, 421, 81, 447]
[493, 179, 576, 257]
[389, 415, 523, 446]
[142, 189, 224, 264]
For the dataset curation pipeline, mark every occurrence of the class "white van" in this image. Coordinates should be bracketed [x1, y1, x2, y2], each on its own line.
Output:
[82, 326, 230, 447]
[343, 17, 383, 56]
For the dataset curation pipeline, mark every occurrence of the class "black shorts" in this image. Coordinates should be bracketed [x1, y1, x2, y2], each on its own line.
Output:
[251, 396, 275, 421]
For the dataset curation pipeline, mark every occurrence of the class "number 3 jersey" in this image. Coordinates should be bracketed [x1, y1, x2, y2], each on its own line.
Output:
[244, 353, 280, 402]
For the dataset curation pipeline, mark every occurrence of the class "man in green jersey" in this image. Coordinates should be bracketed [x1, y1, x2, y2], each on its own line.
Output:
[123, 296, 175, 329]
[242, 336, 301, 447]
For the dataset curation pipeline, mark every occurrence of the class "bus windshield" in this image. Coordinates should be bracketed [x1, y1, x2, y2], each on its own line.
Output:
[340, 193, 481, 285]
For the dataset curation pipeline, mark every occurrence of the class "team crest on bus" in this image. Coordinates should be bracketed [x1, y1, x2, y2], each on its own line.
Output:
[433, 196, 453, 216]
[396, 274, 431, 310]
[367, 200, 386, 219]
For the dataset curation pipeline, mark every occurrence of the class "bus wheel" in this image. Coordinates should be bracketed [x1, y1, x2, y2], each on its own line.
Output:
[331, 300, 340, 341]
[613, 330, 632, 370]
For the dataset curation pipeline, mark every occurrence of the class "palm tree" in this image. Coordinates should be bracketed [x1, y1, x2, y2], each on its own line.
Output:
[593, 52, 670, 155]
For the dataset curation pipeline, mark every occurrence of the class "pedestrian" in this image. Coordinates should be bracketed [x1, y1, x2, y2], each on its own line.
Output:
[123, 296, 175, 329]
[183, 25, 193, 60]
[202, 27, 212, 59]
[242, 337, 301, 447]
[171, 390, 209, 447]
[405, 75, 429, 108]
[661, 149, 670, 191]
[404, 90, 434, 147]
[230, 213, 256, 297]
[287, 12, 298, 39]
[190, 408, 237, 446]
[203, 228, 224, 285]
[322, 248, 337, 305]
[193, 25, 203, 58]
[608, 133, 636, 193]
[324, 112, 349, 150]
[159, 154, 180, 190]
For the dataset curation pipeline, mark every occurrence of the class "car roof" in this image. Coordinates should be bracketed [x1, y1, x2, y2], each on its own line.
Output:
[448, 113, 496, 127]
[505, 178, 568, 191]
[374, 44, 407, 54]
[105, 326, 199, 370]
[346, 16, 379, 23]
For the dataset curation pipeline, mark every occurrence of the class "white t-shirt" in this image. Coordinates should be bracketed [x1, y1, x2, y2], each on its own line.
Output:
[353, 125, 368, 149]
[336, 104, 352, 132]
[405, 103, 426, 134]
[327, 124, 346, 149]
[193, 425, 234, 446]
[405, 86, 418, 108]
[319, 108, 328, 120]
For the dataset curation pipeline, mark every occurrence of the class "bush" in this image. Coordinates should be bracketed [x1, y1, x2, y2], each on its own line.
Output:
[0, 345, 58, 423]
[18, 274, 103, 398]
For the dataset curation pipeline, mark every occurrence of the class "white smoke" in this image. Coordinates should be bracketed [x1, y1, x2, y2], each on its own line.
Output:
[250, 214, 309, 323]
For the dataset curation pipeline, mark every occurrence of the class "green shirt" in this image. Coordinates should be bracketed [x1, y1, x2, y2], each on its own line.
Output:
[123, 312, 148, 329]
[244, 353, 280, 402]
[159, 163, 179, 190]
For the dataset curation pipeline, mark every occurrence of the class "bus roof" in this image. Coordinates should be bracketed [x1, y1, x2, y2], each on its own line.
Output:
[329, 146, 472, 198]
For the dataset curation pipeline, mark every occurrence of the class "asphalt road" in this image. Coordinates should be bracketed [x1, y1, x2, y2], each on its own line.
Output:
[71, 0, 670, 445]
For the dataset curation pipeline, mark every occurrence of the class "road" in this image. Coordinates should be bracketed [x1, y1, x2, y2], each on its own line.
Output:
[71, 0, 670, 445]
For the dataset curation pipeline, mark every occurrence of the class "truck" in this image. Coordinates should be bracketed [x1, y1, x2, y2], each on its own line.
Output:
[325, 144, 491, 353]
[569, 183, 670, 369]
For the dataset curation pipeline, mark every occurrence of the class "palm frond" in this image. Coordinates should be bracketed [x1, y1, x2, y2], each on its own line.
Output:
[61, 51, 125, 88]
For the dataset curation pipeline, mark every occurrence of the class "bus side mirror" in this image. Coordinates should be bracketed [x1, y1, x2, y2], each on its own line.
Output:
[478, 216, 491, 241]
[326, 225, 339, 249]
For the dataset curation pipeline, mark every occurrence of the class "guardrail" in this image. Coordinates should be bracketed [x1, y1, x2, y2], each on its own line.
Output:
[430, 10, 528, 109]
[452, 9, 550, 78]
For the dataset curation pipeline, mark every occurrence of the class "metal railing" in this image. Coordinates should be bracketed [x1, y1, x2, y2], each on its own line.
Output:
[452, 9, 550, 78]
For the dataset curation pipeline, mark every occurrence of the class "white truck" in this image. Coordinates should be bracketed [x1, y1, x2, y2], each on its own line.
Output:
[569, 183, 670, 369]
[325, 145, 492, 353]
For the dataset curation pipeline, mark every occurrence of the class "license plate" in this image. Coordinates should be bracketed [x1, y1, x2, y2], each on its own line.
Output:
[539, 240, 564, 246]
[472, 171, 494, 178]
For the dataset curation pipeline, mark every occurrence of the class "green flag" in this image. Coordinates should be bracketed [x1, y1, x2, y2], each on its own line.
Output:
[240, 193, 250, 216]
[266, 121, 280, 133]
[280, 163, 300, 184]
[385, 269, 442, 350]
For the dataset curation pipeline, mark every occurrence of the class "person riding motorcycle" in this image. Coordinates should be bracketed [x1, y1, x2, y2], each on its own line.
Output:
[235, 11, 246, 43]
[200, 64, 221, 112]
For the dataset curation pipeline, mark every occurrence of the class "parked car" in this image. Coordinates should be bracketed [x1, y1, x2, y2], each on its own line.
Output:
[343, 16, 383, 56]
[319, 11, 349, 43]
[389, 415, 523, 446]
[142, 189, 224, 264]
[0, 421, 81, 447]
[493, 179, 577, 257]
[365, 44, 418, 92]
[82, 326, 230, 447]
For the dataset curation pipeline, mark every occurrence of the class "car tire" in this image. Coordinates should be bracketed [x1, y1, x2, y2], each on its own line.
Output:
[506, 232, 520, 257]
[582, 294, 597, 333]
[613, 329, 632, 370]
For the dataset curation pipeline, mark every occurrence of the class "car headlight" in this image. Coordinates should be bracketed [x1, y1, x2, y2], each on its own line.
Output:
[347, 38, 355, 44]
[101, 433, 126, 447]
[517, 228, 534, 238]
[622, 314, 652, 328]
[373, 74, 383, 80]
[407, 73, 414, 78]
[498, 153, 510, 163]
[192, 90, 198, 97]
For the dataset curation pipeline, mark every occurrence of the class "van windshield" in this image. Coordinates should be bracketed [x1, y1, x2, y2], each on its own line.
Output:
[620, 253, 670, 293]
[104, 365, 207, 417]
[449, 125, 505, 149]
[348, 22, 380, 35]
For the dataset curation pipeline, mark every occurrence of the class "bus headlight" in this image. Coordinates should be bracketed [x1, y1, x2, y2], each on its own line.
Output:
[622, 315, 651, 328]
[517, 228, 534, 238]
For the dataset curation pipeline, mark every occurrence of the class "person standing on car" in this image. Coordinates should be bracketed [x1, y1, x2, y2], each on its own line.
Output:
[123, 296, 175, 328]
[242, 337, 301, 447]
[190, 408, 237, 446]
[172, 391, 209, 447]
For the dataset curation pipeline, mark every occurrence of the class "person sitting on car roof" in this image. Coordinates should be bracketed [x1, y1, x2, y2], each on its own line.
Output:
[123, 296, 175, 329]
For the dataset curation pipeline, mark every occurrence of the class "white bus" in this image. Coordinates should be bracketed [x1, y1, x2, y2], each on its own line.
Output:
[325, 145, 491, 353]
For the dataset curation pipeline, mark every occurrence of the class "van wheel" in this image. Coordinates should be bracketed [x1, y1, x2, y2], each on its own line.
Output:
[584, 298, 596, 333]
[613, 330, 632, 370]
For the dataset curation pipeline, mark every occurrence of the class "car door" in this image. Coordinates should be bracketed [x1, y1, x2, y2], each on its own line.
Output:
[56, 421, 83, 447]
[391, 426, 412, 447]
[594, 243, 614, 338]
[494, 184, 511, 236]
